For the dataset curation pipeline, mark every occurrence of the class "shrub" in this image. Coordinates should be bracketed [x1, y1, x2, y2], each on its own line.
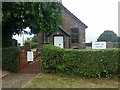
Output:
[19, 46, 25, 51]
[25, 39, 37, 49]
[63, 49, 119, 78]
[2, 47, 19, 72]
[41, 44, 64, 73]
[31, 43, 37, 49]
[113, 42, 120, 48]
[42, 45, 119, 78]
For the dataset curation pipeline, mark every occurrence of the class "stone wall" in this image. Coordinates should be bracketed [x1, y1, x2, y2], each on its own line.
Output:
[48, 30, 70, 48]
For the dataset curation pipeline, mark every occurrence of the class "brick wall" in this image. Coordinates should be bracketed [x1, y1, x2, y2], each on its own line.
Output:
[37, 6, 87, 49]
[48, 30, 70, 48]
[60, 8, 86, 49]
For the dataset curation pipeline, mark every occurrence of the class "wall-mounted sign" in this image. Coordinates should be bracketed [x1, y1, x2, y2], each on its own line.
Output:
[92, 42, 106, 49]
[27, 51, 33, 61]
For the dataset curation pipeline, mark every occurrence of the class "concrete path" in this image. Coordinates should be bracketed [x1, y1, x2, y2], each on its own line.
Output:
[2, 73, 37, 88]
[1, 59, 41, 88]
[1, 70, 10, 78]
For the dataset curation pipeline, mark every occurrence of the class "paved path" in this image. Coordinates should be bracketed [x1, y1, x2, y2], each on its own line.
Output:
[2, 73, 37, 88]
[1, 70, 10, 78]
[2, 57, 41, 88]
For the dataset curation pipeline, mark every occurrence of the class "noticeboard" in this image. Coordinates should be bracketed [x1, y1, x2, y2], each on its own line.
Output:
[27, 51, 33, 61]
[92, 42, 106, 49]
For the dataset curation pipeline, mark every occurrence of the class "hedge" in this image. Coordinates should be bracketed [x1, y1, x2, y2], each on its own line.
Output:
[41, 45, 119, 78]
[2, 47, 19, 72]
[41, 44, 64, 73]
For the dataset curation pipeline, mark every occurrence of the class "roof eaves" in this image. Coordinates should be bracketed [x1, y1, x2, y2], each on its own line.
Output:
[59, 26, 70, 36]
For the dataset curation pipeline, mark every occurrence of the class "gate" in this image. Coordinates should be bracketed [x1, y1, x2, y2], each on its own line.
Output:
[18, 50, 41, 74]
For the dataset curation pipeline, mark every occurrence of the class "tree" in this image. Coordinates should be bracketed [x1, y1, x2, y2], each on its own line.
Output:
[118, 37, 120, 42]
[97, 30, 118, 42]
[31, 34, 38, 43]
[2, 2, 62, 47]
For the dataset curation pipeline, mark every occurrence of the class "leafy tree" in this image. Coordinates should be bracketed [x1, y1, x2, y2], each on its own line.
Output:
[25, 38, 33, 44]
[31, 34, 37, 43]
[118, 37, 120, 42]
[2, 2, 62, 47]
[97, 30, 118, 42]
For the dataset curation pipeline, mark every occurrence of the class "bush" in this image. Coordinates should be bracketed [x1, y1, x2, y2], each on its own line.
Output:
[41, 44, 64, 73]
[25, 39, 37, 49]
[113, 42, 120, 48]
[31, 43, 37, 49]
[41, 45, 119, 78]
[19, 46, 25, 51]
[2, 47, 19, 72]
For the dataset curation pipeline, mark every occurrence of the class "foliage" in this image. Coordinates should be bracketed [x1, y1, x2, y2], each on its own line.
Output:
[113, 42, 120, 48]
[118, 37, 120, 42]
[2, 47, 19, 72]
[41, 44, 64, 73]
[25, 38, 33, 44]
[25, 38, 37, 49]
[19, 46, 25, 51]
[31, 34, 38, 43]
[97, 30, 118, 42]
[41, 45, 119, 78]
[31, 43, 37, 49]
[2, 2, 62, 47]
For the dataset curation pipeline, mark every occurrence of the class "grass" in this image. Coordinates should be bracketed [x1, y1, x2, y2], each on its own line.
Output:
[23, 72, 118, 88]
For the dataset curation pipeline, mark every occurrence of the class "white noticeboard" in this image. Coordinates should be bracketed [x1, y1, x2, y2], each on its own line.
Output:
[92, 42, 106, 49]
[27, 51, 33, 61]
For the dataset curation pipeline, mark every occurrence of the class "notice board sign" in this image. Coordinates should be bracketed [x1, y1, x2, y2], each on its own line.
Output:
[27, 51, 33, 61]
[92, 42, 106, 49]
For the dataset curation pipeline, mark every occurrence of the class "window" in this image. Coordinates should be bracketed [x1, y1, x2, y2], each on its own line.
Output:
[71, 28, 79, 43]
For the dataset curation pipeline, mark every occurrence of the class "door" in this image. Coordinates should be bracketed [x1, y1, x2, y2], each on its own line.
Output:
[54, 36, 64, 48]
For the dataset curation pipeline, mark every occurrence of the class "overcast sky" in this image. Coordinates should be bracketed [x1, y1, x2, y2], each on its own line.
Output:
[62, 0, 119, 42]
[13, 0, 119, 45]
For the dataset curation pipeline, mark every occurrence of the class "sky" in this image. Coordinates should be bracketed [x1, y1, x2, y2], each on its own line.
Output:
[62, 0, 119, 42]
[13, 0, 119, 45]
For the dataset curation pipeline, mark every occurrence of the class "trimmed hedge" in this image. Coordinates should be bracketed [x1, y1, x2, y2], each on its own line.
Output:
[41, 44, 64, 73]
[2, 47, 19, 72]
[41, 45, 119, 78]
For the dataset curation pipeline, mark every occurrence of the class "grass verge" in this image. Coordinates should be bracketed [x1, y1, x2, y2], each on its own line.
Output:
[23, 72, 118, 88]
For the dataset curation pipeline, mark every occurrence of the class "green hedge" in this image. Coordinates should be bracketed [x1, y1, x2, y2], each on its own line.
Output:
[2, 47, 19, 72]
[41, 44, 64, 73]
[41, 45, 119, 78]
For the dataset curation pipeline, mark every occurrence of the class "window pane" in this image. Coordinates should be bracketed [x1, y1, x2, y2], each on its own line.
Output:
[71, 28, 79, 43]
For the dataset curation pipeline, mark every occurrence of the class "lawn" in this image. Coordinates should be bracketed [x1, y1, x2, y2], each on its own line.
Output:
[23, 72, 118, 88]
